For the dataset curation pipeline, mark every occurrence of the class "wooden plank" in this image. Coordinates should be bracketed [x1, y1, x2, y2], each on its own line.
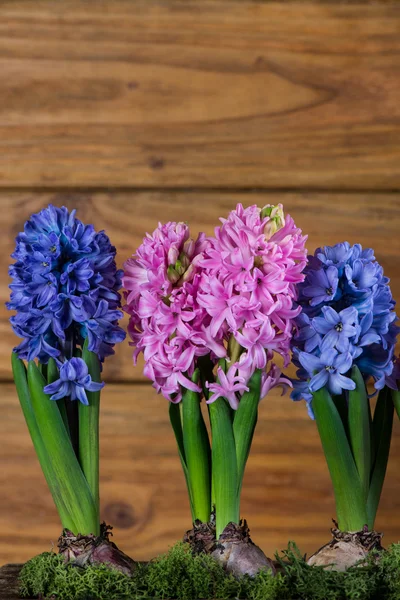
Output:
[1, 191, 399, 381]
[0, 1, 400, 188]
[1, 382, 400, 565]
[0, 564, 21, 600]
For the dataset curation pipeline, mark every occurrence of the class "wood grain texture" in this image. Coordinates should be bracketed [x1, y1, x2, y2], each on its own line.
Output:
[0, 1, 400, 188]
[1, 382, 400, 565]
[0, 564, 21, 600]
[1, 191, 399, 381]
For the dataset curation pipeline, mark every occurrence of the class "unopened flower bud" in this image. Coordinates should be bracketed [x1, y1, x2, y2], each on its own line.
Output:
[167, 265, 180, 283]
[168, 246, 179, 266]
[174, 260, 185, 276]
[261, 204, 285, 240]
[180, 263, 195, 284]
[183, 239, 195, 259]
[177, 252, 189, 269]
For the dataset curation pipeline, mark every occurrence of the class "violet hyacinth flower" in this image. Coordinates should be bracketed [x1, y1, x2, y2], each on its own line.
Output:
[298, 349, 355, 396]
[44, 357, 104, 405]
[302, 266, 340, 307]
[7, 204, 126, 404]
[291, 242, 399, 416]
[8, 205, 134, 569]
[313, 306, 358, 353]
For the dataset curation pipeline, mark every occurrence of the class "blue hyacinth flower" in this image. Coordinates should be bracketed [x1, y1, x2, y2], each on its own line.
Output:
[44, 357, 104, 405]
[7, 204, 126, 378]
[291, 241, 399, 412]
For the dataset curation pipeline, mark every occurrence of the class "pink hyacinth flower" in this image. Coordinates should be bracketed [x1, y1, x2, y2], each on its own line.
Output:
[206, 366, 249, 410]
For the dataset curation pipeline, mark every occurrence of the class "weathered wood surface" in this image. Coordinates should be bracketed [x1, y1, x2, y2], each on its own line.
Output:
[2, 190, 399, 382]
[1, 0, 400, 574]
[0, 564, 22, 600]
[1, 382, 400, 566]
[0, 1, 400, 188]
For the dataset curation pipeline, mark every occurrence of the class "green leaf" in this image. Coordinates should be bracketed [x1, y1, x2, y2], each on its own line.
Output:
[47, 358, 70, 437]
[392, 388, 400, 421]
[182, 372, 211, 523]
[27, 361, 98, 535]
[169, 402, 195, 522]
[348, 366, 371, 502]
[312, 386, 368, 531]
[11, 353, 77, 532]
[209, 398, 239, 539]
[367, 386, 394, 528]
[233, 369, 261, 501]
[79, 340, 101, 535]
[332, 393, 349, 440]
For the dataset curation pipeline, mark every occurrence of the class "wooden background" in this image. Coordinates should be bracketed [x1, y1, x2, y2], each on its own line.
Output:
[1, 0, 400, 565]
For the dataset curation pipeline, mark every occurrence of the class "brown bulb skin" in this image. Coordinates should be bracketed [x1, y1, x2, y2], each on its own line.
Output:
[307, 524, 383, 572]
[184, 518, 275, 578]
[58, 523, 136, 577]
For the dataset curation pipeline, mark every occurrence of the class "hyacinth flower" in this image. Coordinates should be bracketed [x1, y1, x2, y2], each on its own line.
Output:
[123, 204, 307, 577]
[7, 205, 134, 575]
[291, 242, 399, 571]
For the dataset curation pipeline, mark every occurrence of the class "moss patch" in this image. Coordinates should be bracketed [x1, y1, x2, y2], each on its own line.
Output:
[19, 540, 400, 600]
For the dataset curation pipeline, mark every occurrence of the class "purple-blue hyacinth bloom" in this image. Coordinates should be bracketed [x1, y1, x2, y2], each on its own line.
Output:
[313, 306, 358, 353]
[386, 357, 400, 391]
[302, 265, 340, 307]
[294, 313, 321, 353]
[44, 357, 104, 405]
[291, 242, 399, 413]
[299, 349, 355, 396]
[7, 204, 126, 365]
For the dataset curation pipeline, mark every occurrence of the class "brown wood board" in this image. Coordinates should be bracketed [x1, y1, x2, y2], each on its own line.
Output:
[0, 2, 400, 188]
[0, 564, 22, 600]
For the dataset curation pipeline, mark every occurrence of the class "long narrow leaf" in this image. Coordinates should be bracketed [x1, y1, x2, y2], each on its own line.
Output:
[169, 402, 195, 521]
[79, 341, 101, 535]
[27, 361, 98, 535]
[392, 388, 400, 421]
[348, 366, 371, 502]
[312, 386, 368, 531]
[182, 372, 211, 523]
[367, 386, 394, 528]
[233, 369, 261, 501]
[332, 393, 349, 441]
[12, 353, 77, 532]
[209, 398, 239, 538]
[47, 358, 70, 437]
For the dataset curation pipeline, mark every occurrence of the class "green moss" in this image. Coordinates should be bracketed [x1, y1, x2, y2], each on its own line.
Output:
[19, 551, 141, 600]
[276, 542, 381, 600]
[19, 540, 400, 600]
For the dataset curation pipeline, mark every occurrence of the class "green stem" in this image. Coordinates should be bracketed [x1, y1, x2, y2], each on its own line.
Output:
[182, 372, 211, 523]
[27, 361, 98, 535]
[312, 386, 368, 531]
[79, 341, 101, 535]
[11, 353, 77, 532]
[228, 335, 243, 365]
[209, 398, 239, 538]
[62, 332, 79, 459]
[47, 358, 70, 437]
